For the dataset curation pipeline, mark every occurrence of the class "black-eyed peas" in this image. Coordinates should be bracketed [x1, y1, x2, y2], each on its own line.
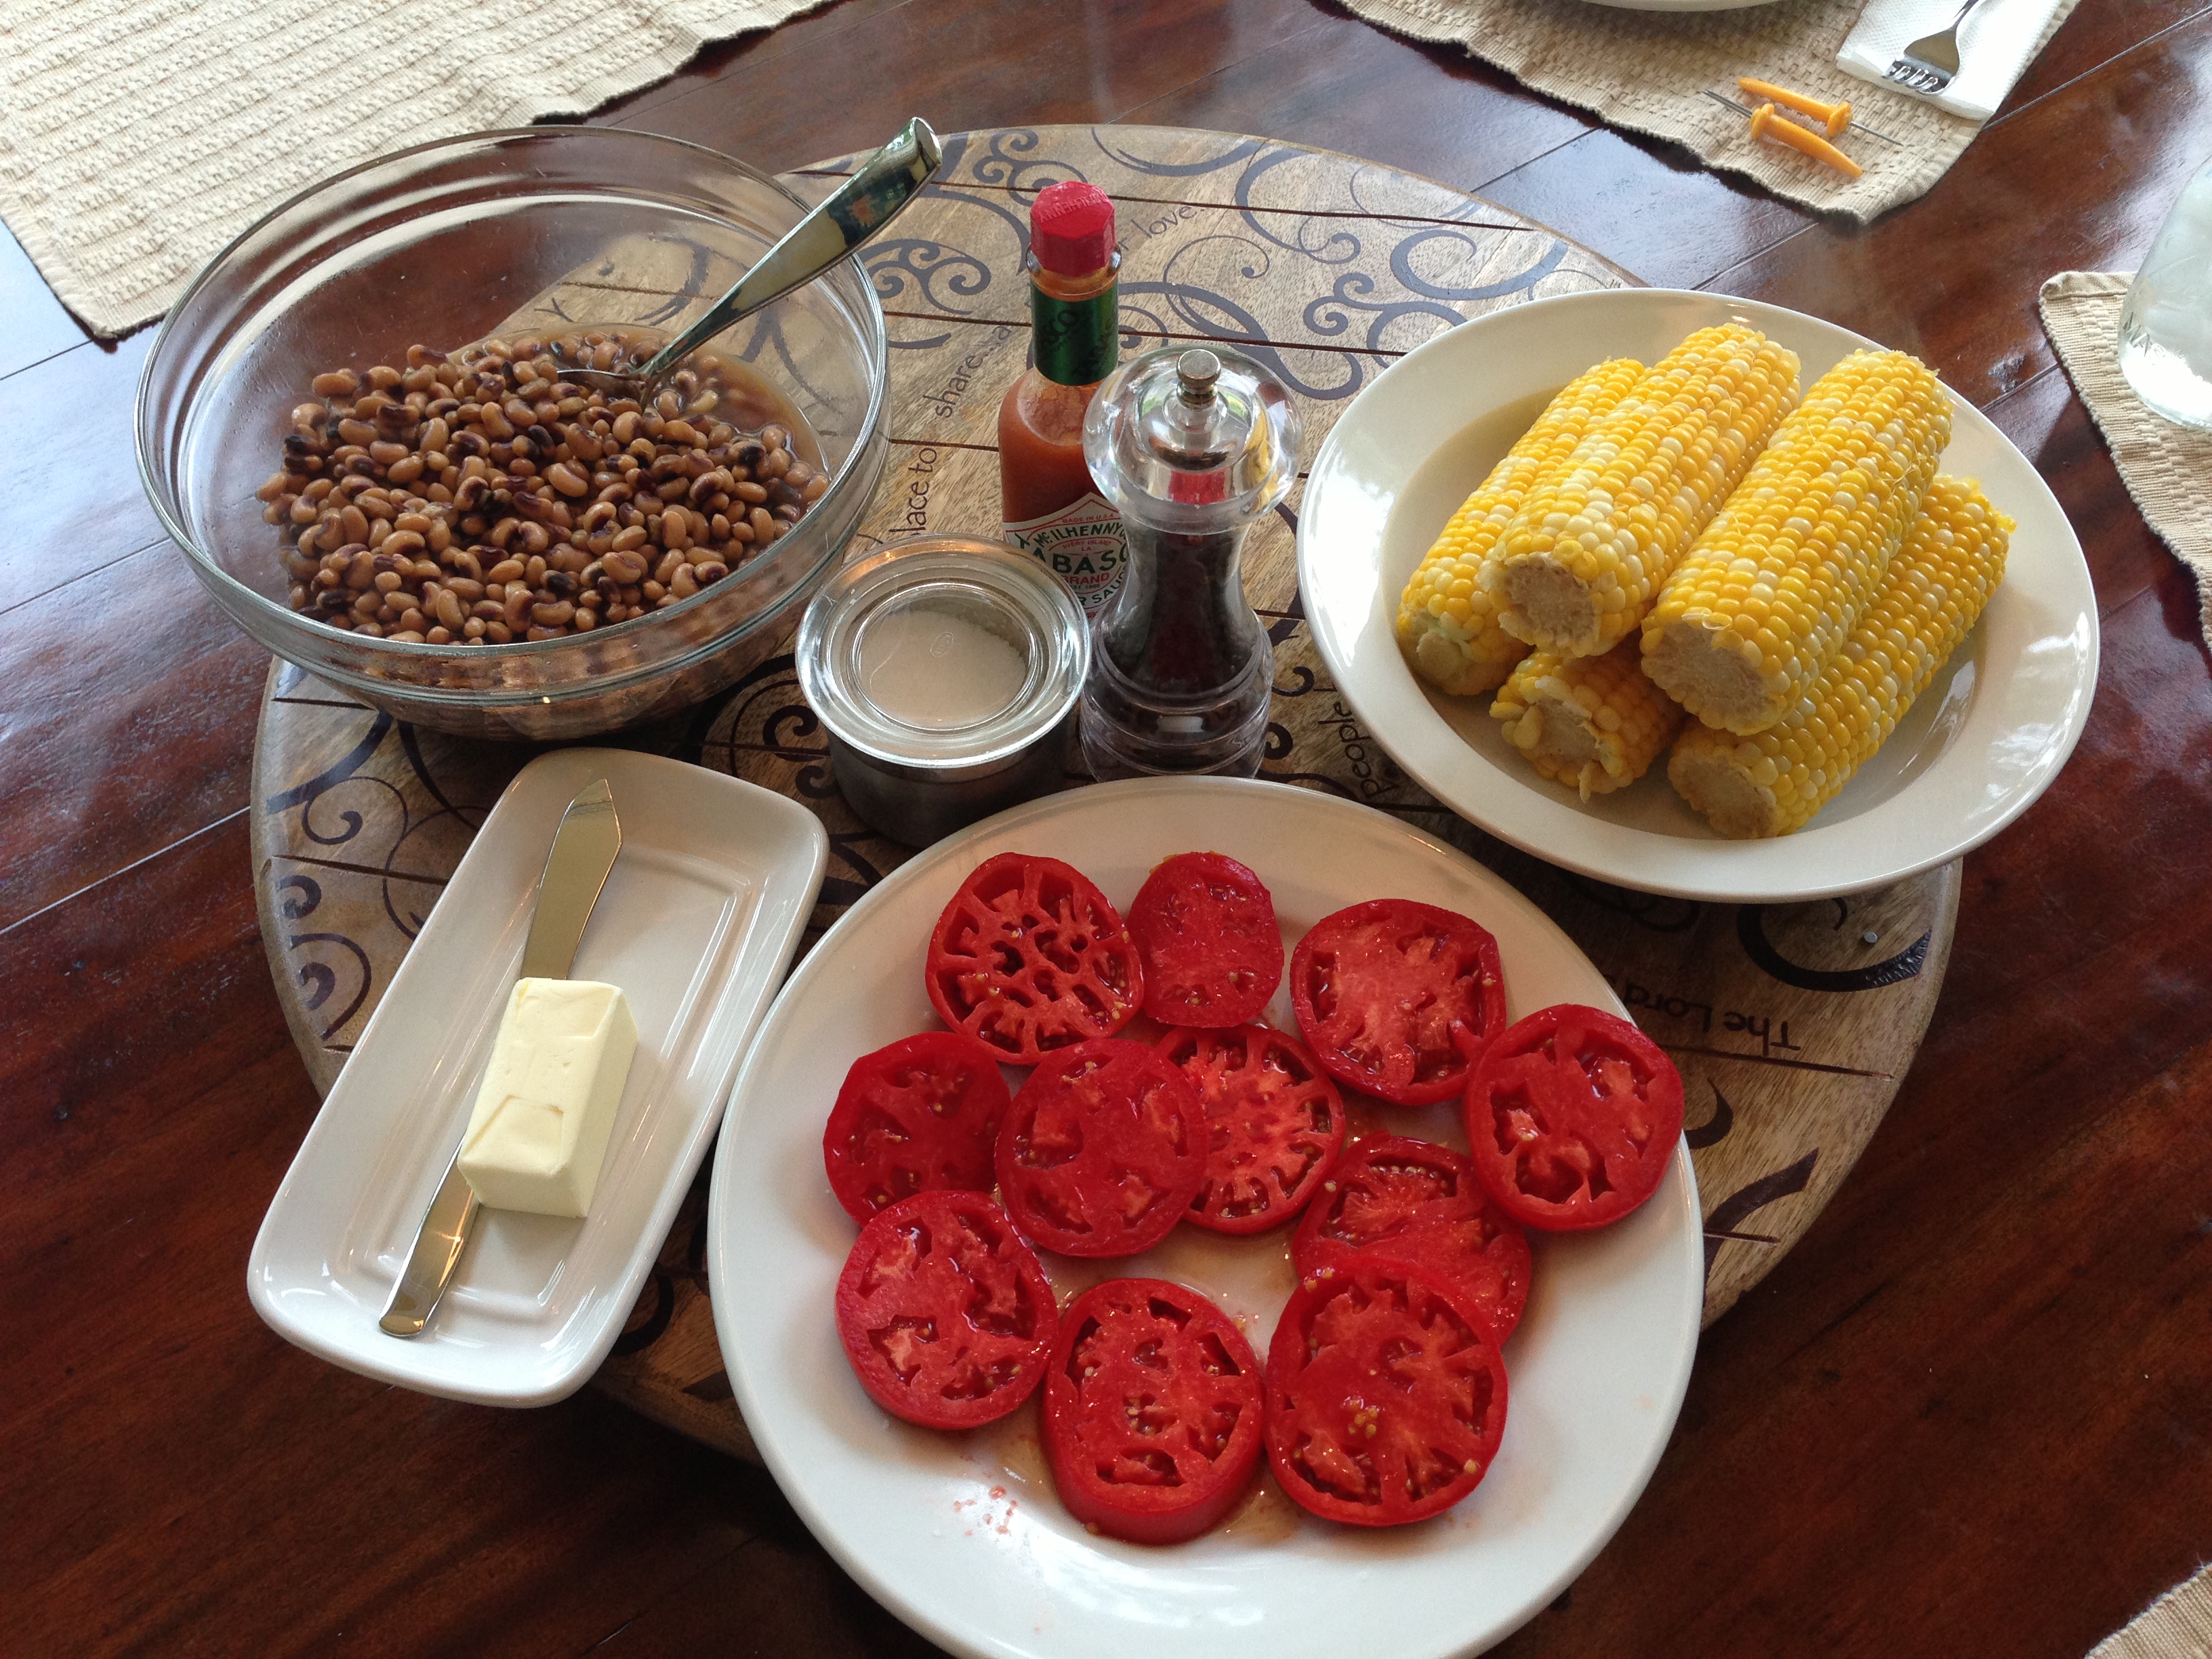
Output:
[262, 330, 824, 642]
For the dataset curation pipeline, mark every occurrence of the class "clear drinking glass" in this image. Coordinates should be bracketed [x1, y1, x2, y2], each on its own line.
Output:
[2118, 154, 2212, 430]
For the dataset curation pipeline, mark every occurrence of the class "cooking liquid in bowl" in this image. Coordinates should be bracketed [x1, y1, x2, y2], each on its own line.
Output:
[265, 325, 828, 647]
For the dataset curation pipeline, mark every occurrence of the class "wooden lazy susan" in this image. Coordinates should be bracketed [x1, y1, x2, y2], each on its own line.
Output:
[250, 126, 1955, 1459]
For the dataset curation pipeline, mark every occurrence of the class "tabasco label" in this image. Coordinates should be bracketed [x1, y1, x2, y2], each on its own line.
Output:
[1004, 491, 1126, 617]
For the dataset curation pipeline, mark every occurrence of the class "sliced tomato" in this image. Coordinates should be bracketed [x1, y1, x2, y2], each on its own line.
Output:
[1288, 899, 1507, 1105]
[1265, 1252, 1507, 1527]
[1463, 1004, 1683, 1231]
[1290, 1135, 1532, 1343]
[926, 852, 1142, 1064]
[1127, 852, 1283, 1027]
[833, 1190, 1058, 1430]
[996, 1038, 1205, 1258]
[821, 1031, 1012, 1222]
[1157, 1024, 1346, 1235]
[1042, 1277, 1265, 1543]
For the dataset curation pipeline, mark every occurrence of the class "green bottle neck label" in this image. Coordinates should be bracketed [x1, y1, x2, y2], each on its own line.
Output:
[1032, 281, 1118, 387]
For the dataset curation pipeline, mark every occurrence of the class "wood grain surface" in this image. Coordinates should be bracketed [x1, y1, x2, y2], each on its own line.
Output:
[5, 3, 2211, 1656]
[246, 126, 1960, 1461]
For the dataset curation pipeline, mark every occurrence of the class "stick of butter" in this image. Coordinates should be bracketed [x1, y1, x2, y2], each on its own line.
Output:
[457, 978, 638, 1218]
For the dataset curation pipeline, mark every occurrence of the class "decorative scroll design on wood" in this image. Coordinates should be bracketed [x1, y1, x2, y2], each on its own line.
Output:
[1739, 903, 1933, 991]
[1703, 1152, 1821, 1278]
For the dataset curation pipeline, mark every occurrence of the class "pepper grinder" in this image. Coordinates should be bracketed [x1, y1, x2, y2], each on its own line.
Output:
[1078, 345, 1301, 779]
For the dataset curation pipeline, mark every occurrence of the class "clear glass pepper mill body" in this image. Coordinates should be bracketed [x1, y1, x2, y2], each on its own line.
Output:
[1078, 346, 1300, 780]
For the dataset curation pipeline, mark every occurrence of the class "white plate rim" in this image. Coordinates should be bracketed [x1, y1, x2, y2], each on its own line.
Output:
[708, 775, 1704, 1659]
[246, 747, 829, 1406]
[1296, 286, 2098, 903]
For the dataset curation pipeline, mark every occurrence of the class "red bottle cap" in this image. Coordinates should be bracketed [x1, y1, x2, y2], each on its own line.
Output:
[1029, 181, 1117, 276]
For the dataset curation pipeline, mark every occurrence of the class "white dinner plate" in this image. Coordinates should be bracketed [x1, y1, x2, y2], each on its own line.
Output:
[248, 748, 826, 1406]
[709, 776, 1702, 1659]
[1298, 287, 2097, 903]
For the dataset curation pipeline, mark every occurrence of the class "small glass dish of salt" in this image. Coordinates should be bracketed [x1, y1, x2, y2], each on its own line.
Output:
[795, 535, 1088, 845]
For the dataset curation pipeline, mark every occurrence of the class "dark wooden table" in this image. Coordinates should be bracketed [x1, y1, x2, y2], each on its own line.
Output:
[7, 3, 2209, 1655]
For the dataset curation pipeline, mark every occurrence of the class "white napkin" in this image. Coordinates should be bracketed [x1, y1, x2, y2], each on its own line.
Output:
[1837, 0, 2069, 121]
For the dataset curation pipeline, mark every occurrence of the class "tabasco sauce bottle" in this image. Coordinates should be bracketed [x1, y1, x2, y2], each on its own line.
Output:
[999, 180, 1125, 617]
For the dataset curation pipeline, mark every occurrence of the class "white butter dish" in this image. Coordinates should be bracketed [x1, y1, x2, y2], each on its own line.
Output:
[247, 748, 827, 1406]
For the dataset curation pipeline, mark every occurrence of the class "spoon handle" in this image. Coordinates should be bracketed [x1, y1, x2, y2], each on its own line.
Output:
[634, 117, 943, 387]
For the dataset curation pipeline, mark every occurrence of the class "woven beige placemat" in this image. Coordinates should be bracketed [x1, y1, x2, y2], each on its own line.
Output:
[0, 0, 830, 339]
[1341, 0, 2078, 222]
[2089, 1563, 2212, 1659]
[2040, 270, 2212, 651]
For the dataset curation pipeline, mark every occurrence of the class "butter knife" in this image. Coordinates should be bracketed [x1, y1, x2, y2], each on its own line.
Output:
[379, 777, 623, 1338]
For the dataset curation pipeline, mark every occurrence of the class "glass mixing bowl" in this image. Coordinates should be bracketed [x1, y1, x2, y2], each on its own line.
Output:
[137, 127, 888, 741]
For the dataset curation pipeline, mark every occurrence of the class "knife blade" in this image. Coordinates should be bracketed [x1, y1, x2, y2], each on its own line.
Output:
[380, 778, 623, 1338]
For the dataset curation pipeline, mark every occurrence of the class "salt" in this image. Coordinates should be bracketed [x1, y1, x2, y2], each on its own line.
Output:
[858, 605, 1030, 730]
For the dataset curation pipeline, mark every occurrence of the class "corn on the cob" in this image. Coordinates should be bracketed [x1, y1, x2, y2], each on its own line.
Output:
[1643, 348, 1951, 736]
[1397, 358, 1646, 696]
[1490, 637, 1687, 800]
[1488, 324, 1801, 660]
[1668, 474, 2011, 839]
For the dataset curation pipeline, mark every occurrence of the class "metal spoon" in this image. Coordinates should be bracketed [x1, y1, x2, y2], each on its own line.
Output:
[501, 116, 941, 401]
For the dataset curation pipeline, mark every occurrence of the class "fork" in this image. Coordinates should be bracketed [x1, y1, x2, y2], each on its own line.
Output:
[1883, 0, 1992, 96]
